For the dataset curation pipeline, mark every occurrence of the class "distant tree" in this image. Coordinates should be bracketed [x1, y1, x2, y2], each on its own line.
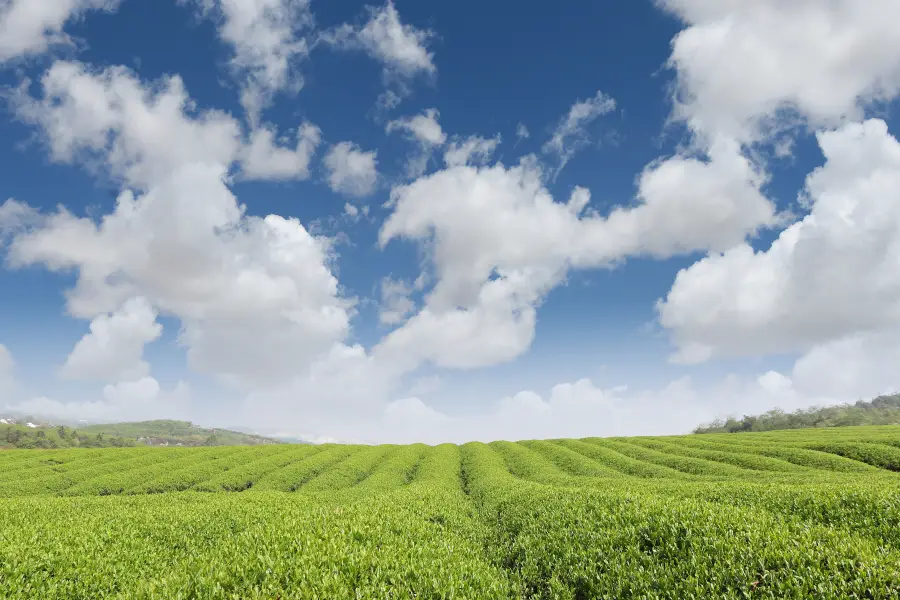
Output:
[57, 425, 67, 438]
[36, 430, 46, 439]
[695, 392, 900, 433]
[205, 434, 218, 446]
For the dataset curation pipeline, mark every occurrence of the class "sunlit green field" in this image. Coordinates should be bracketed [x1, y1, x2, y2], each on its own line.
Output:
[2, 426, 900, 598]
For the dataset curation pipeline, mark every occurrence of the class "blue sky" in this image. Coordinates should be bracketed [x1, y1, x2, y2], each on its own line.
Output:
[1, 0, 900, 443]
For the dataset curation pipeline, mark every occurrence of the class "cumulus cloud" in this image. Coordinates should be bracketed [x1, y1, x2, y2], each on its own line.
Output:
[7, 61, 352, 389]
[0, 199, 42, 243]
[659, 119, 900, 362]
[0, 0, 121, 63]
[7, 377, 193, 423]
[443, 135, 500, 168]
[323, 141, 379, 197]
[542, 89, 616, 174]
[659, 0, 900, 144]
[374, 152, 780, 374]
[0, 344, 15, 397]
[60, 297, 162, 382]
[385, 108, 445, 177]
[376, 371, 839, 444]
[386, 108, 445, 145]
[378, 276, 416, 325]
[14, 60, 317, 187]
[183, 0, 314, 122]
[240, 122, 321, 180]
[322, 0, 435, 80]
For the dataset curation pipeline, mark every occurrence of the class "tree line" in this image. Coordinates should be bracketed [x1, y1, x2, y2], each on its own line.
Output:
[1, 425, 134, 449]
[694, 393, 900, 434]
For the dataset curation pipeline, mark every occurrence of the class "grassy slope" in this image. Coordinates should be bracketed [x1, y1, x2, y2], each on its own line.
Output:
[1, 426, 899, 598]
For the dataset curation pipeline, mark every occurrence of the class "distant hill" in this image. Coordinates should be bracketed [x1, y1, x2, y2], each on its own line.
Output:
[0, 419, 286, 450]
[694, 393, 900, 434]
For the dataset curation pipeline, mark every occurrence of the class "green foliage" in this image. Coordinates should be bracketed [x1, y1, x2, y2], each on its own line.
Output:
[0, 423, 133, 449]
[77, 419, 285, 447]
[1, 426, 900, 598]
[695, 392, 900, 433]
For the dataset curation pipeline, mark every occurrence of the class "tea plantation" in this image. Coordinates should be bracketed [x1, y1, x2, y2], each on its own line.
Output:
[2, 426, 900, 598]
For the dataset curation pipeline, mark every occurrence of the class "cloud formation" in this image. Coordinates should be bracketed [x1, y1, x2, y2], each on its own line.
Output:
[6, 62, 352, 389]
[323, 141, 379, 197]
[542, 89, 616, 174]
[322, 0, 435, 80]
[184, 0, 314, 122]
[659, 119, 900, 363]
[61, 297, 162, 382]
[0, 0, 121, 63]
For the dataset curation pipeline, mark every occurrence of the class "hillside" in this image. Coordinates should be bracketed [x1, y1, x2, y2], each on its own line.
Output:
[0, 419, 285, 449]
[694, 393, 900, 434]
[1, 426, 899, 597]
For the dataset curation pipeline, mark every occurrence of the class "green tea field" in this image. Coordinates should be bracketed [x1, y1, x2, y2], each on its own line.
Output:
[2, 426, 900, 598]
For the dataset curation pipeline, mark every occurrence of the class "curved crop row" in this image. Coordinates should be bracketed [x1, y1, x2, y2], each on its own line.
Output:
[0, 448, 137, 482]
[594, 438, 752, 477]
[193, 445, 321, 492]
[300, 445, 399, 492]
[0, 448, 189, 496]
[661, 435, 880, 472]
[519, 439, 619, 478]
[556, 439, 691, 479]
[625, 437, 807, 472]
[805, 442, 900, 472]
[60, 447, 234, 496]
[127, 446, 283, 494]
[352, 444, 428, 493]
[248, 445, 360, 492]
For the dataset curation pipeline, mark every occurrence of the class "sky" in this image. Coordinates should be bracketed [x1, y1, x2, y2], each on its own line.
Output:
[1, 0, 900, 444]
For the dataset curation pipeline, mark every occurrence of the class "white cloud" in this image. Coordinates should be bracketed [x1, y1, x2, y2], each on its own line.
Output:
[60, 297, 162, 382]
[378, 276, 415, 325]
[629, 137, 782, 257]
[14, 60, 318, 187]
[405, 374, 441, 398]
[0, 0, 121, 63]
[516, 123, 529, 140]
[0, 199, 42, 243]
[323, 141, 379, 197]
[659, 0, 900, 144]
[386, 108, 445, 177]
[443, 135, 500, 168]
[386, 108, 445, 145]
[323, 0, 435, 80]
[239, 342, 403, 436]
[791, 329, 900, 401]
[542, 89, 616, 174]
[7, 377, 192, 423]
[7, 61, 352, 389]
[377, 372, 827, 444]
[375, 152, 778, 373]
[184, 0, 314, 122]
[240, 121, 321, 180]
[0, 344, 15, 397]
[14, 61, 242, 190]
[659, 119, 900, 362]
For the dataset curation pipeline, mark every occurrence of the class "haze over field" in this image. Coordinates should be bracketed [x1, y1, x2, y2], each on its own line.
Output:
[1, 0, 900, 443]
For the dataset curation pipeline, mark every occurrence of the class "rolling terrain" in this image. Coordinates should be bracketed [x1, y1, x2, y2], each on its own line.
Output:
[1, 426, 899, 598]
